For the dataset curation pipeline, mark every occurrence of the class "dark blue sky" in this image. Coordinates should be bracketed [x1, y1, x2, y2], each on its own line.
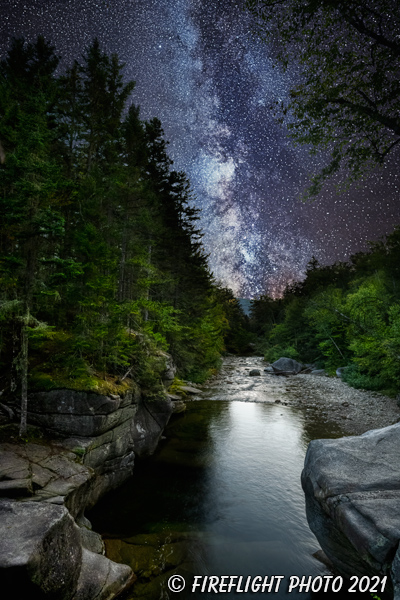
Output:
[1, 0, 400, 297]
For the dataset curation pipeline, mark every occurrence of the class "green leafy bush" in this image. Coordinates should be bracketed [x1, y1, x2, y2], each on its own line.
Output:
[342, 364, 387, 392]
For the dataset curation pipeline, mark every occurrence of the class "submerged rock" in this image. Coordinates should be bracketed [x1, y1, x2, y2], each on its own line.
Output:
[302, 422, 400, 597]
[104, 531, 202, 598]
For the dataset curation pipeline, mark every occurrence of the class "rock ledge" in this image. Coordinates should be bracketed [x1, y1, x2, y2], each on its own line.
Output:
[302, 422, 400, 598]
[0, 383, 175, 600]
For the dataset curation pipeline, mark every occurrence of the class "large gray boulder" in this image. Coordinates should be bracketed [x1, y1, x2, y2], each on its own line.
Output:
[302, 423, 400, 596]
[272, 357, 303, 375]
[0, 499, 134, 600]
[0, 499, 82, 600]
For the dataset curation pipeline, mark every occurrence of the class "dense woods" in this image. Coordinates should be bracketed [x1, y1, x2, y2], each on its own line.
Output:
[250, 228, 400, 395]
[0, 37, 249, 433]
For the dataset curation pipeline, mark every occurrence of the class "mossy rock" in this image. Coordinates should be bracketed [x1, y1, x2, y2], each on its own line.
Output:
[104, 539, 160, 576]
[157, 542, 190, 569]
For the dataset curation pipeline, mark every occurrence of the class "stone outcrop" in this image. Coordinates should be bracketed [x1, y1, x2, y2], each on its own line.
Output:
[129, 396, 174, 458]
[24, 388, 139, 437]
[0, 441, 93, 516]
[0, 373, 176, 600]
[302, 422, 400, 597]
[159, 350, 177, 389]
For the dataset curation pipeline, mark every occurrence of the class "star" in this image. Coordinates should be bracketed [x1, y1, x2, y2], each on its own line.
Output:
[1, 0, 399, 298]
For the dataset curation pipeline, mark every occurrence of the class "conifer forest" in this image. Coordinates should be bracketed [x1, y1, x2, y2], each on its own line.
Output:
[0, 37, 249, 434]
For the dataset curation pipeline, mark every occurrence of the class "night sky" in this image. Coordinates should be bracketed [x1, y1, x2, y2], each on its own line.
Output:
[1, 0, 400, 298]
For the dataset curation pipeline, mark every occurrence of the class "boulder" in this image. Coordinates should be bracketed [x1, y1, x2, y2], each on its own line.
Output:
[272, 357, 303, 375]
[0, 499, 134, 600]
[249, 369, 261, 376]
[0, 499, 82, 600]
[72, 548, 134, 600]
[302, 423, 400, 595]
[180, 385, 203, 394]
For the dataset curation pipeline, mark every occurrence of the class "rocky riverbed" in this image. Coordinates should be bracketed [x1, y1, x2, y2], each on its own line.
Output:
[199, 356, 400, 436]
[2, 354, 400, 600]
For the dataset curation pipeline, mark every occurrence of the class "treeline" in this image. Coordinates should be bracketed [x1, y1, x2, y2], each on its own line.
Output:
[0, 36, 248, 411]
[251, 229, 400, 395]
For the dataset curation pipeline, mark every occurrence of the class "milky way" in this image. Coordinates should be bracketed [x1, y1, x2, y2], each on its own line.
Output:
[1, 0, 400, 297]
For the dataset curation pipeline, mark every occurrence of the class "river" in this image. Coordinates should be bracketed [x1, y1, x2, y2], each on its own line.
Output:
[89, 356, 367, 599]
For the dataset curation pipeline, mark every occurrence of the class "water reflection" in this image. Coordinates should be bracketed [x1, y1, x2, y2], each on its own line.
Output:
[197, 401, 322, 598]
[91, 397, 342, 599]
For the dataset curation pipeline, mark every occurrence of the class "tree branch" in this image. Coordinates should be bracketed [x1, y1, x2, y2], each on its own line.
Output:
[320, 96, 400, 136]
[335, 3, 400, 56]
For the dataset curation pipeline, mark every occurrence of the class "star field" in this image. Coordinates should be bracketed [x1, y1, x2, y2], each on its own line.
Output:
[1, 0, 400, 297]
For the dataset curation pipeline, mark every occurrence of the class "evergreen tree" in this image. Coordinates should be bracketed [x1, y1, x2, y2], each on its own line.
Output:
[0, 37, 244, 429]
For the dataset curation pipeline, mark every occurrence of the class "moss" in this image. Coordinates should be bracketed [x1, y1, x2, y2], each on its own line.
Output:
[0, 423, 47, 444]
[168, 378, 186, 395]
[71, 447, 86, 458]
[28, 366, 134, 395]
[185, 365, 219, 384]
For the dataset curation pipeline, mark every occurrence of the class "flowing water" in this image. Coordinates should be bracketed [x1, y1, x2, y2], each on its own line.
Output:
[89, 357, 357, 599]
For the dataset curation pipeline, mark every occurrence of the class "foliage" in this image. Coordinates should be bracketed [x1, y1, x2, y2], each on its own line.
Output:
[304, 287, 350, 372]
[341, 364, 387, 393]
[250, 231, 400, 394]
[245, 0, 400, 196]
[264, 344, 299, 363]
[0, 37, 248, 420]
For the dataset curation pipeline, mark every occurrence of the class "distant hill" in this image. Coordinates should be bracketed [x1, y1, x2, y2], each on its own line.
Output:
[237, 298, 252, 316]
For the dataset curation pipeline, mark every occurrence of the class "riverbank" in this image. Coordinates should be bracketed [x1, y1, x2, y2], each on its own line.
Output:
[200, 356, 400, 436]
[287, 372, 400, 436]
